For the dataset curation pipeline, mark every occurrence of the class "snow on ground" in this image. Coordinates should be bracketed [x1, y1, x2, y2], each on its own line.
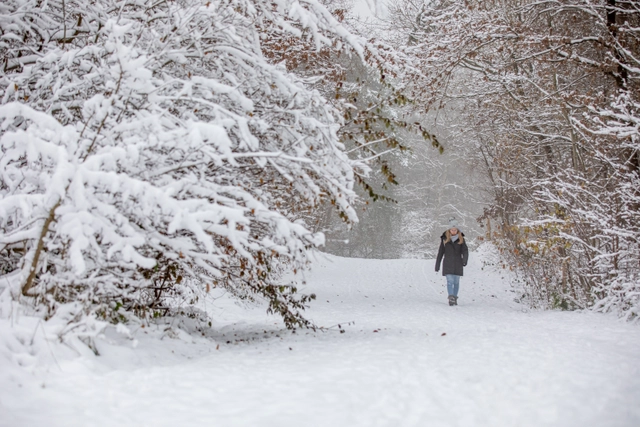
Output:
[1, 246, 639, 427]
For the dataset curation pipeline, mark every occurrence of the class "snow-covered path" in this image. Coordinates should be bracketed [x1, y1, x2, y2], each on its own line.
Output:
[2, 252, 640, 427]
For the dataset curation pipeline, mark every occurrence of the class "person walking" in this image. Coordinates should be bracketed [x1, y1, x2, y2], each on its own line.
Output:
[435, 217, 469, 306]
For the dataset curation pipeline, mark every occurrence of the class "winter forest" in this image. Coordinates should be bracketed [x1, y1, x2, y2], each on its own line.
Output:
[1, 1, 640, 426]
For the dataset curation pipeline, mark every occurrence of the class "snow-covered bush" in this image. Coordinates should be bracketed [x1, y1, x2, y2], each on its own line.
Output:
[0, 0, 365, 331]
[580, 91, 640, 320]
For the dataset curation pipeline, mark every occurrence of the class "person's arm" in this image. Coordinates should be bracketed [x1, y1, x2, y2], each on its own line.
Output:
[435, 240, 445, 271]
[462, 241, 469, 266]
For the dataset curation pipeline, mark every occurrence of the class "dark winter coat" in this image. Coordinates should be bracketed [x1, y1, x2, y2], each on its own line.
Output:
[435, 231, 469, 276]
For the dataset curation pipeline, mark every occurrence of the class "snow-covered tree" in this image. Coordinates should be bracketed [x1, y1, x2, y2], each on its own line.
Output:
[0, 0, 371, 331]
[388, 0, 640, 318]
[259, 2, 445, 259]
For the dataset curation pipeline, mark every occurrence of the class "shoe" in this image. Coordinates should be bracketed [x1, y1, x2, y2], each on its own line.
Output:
[453, 296, 458, 306]
[448, 295, 455, 306]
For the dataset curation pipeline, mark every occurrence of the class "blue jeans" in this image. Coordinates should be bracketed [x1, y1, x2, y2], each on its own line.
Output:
[446, 274, 460, 297]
